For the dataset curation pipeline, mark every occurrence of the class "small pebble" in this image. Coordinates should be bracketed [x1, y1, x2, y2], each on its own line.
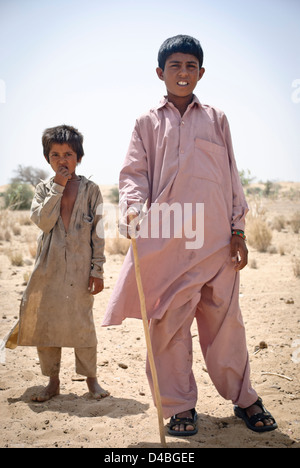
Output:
[118, 363, 128, 369]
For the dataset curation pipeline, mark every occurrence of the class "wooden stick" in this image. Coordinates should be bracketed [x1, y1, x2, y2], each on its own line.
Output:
[261, 372, 293, 381]
[131, 236, 167, 448]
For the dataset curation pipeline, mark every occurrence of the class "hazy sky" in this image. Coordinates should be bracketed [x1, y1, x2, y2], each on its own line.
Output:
[0, 0, 299, 187]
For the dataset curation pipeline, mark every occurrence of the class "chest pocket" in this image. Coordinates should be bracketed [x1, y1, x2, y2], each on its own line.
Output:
[193, 138, 228, 184]
[82, 213, 94, 230]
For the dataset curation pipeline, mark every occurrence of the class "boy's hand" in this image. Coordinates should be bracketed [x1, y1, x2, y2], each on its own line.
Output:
[230, 235, 248, 271]
[126, 209, 140, 239]
[88, 277, 104, 295]
[54, 166, 72, 187]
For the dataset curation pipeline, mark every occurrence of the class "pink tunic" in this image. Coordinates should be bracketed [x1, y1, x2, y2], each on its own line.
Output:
[102, 95, 248, 326]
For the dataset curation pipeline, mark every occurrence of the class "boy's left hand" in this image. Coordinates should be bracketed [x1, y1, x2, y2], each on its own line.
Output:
[88, 277, 104, 295]
[230, 235, 248, 271]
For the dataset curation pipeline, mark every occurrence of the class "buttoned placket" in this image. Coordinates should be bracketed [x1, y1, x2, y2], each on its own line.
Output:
[178, 102, 195, 157]
[180, 119, 185, 155]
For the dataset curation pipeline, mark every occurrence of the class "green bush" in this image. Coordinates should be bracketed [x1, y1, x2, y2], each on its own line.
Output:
[4, 183, 34, 210]
[109, 186, 119, 204]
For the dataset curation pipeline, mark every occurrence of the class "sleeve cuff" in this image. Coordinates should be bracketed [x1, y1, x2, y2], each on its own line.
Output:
[51, 183, 65, 194]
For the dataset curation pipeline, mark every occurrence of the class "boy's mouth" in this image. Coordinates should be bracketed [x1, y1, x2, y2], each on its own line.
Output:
[177, 81, 189, 87]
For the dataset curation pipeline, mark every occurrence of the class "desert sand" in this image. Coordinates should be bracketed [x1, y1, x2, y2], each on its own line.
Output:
[0, 183, 299, 449]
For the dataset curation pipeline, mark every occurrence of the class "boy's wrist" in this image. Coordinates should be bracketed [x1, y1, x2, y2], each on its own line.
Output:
[53, 175, 68, 187]
[127, 206, 140, 216]
[52, 182, 65, 194]
[231, 229, 246, 240]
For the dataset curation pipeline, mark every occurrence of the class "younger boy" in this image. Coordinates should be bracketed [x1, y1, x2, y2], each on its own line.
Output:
[18, 125, 109, 401]
[103, 36, 277, 434]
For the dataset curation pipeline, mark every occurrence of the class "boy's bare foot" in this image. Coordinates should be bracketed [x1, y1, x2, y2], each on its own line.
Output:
[86, 377, 110, 400]
[31, 377, 60, 402]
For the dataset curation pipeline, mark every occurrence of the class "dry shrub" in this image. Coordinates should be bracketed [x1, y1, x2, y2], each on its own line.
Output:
[0, 233, 10, 243]
[290, 211, 300, 234]
[246, 197, 273, 252]
[10, 252, 24, 266]
[272, 215, 285, 232]
[0, 211, 12, 241]
[247, 217, 272, 252]
[249, 258, 258, 269]
[23, 271, 31, 284]
[4, 230, 11, 242]
[28, 242, 37, 258]
[0, 209, 9, 228]
[105, 237, 130, 256]
[17, 212, 32, 226]
[12, 224, 21, 236]
[293, 259, 300, 278]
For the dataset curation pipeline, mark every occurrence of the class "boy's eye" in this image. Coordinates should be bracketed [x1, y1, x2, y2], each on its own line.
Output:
[50, 152, 74, 158]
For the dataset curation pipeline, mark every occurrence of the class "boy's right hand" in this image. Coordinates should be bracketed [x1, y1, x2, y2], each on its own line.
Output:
[54, 166, 72, 187]
[126, 209, 140, 239]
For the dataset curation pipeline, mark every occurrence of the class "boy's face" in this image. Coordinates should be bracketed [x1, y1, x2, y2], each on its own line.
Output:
[156, 52, 205, 100]
[46, 143, 80, 176]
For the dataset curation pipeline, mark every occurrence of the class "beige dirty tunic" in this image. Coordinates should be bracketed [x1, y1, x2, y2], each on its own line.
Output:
[18, 176, 105, 348]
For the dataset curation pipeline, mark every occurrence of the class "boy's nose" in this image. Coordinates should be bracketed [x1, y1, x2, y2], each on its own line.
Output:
[179, 67, 188, 77]
[58, 156, 68, 166]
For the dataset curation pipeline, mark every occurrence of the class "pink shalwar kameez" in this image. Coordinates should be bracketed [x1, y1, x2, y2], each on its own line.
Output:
[102, 96, 258, 418]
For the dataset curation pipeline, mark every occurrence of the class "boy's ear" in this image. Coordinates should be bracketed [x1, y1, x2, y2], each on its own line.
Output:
[198, 67, 205, 81]
[156, 67, 164, 81]
[44, 154, 50, 164]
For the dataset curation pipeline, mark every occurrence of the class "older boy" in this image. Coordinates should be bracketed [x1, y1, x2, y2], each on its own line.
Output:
[103, 36, 277, 434]
[18, 125, 109, 401]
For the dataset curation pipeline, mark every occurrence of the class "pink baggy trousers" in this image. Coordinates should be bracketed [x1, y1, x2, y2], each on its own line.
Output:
[146, 256, 258, 419]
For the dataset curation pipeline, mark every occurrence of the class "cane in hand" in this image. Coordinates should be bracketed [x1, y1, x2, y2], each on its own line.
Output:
[129, 213, 167, 448]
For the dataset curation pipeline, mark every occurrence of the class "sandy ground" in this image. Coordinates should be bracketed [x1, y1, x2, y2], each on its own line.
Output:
[0, 183, 300, 449]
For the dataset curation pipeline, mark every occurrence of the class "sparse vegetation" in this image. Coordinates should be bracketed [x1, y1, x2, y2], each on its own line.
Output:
[290, 211, 300, 234]
[11, 164, 48, 187]
[293, 258, 300, 278]
[239, 169, 255, 187]
[247, 217, 273, 252]
[272, 215, 285, 232]
[246, 197, 272, 253]
[10, 252, 24, 267]
[263, 180, 281, 198]
[108, 186, 119, 204]
[105, 237, 130, 256]
[4, 183, 33, 210]
[249, 258, 258, 269]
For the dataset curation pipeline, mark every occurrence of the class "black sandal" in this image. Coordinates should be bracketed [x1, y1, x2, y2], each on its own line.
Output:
[234, 397, 278, 433]
[168, 408, 198, 437]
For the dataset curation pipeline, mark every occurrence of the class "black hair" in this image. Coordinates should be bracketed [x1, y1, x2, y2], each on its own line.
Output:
[158, 35, 204, 70]
[42, 124, 84, 162]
